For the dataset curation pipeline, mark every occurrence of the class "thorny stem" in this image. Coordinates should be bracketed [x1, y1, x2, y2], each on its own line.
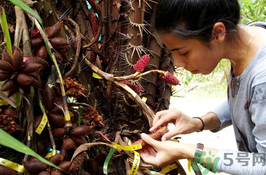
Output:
[85, 58, 114, 81]
[64, 18, 82, 78]
[113, 70, 165, 81]
[83, 0, 102, 49]
[85, 58, 166, 81]
[85, 58, 154, 126]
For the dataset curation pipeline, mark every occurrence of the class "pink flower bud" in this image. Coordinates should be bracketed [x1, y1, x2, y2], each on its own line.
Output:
[161, 71, 180, 85]
[134, 55, 150, 72]
[121, 81, 142, 94]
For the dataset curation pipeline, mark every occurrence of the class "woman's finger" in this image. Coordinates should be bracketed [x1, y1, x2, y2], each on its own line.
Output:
[139, 149, 155, 164]
[161, 127, 179, 141]
[140, 133, 159, 148]
[150, 112, 175, 132]
[152, 110, 165, 127]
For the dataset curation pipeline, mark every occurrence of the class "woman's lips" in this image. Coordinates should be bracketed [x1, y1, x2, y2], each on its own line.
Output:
[190, 70, 198, 74]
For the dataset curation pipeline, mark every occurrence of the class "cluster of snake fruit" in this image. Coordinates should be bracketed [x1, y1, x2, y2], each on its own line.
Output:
[0, 18, 181, 174]
[0, 21, 105, 174]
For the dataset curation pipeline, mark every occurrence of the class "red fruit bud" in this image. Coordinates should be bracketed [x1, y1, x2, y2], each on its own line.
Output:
[91, 12, 98, 37]
[161, 71, 180, 85]
[90, 52, 96, 62]
[121, 81, 142, 94]
[133, 55, 150, 72]
[32, 27, 40, 37]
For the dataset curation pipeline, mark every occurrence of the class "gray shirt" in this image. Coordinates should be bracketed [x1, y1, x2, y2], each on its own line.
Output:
[212, 44, 266, 175]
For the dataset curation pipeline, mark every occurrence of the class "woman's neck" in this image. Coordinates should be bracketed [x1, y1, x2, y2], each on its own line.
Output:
[225, 25, 260, 76]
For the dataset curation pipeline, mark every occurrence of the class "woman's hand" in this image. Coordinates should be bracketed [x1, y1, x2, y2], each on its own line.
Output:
[138, 133, 195, 167]
[150, 108, 201, 141]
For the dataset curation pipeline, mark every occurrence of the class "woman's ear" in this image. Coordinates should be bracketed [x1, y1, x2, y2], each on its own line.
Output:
[211, 22, 226, 43]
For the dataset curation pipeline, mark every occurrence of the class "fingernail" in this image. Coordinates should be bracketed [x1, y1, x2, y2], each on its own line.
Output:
[141, 133, 148, 138]
[149, 127, 153, 131]
[162, 136, 167, 141]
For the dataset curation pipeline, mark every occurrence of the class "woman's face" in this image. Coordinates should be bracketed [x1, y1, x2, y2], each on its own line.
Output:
[159, 34, 222, 75]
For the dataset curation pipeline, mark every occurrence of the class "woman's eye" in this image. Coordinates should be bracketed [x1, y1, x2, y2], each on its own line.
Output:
[180, 52, 188, 56]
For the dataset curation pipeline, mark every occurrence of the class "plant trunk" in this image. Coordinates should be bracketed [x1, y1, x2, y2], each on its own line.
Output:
[0, 0, 181, 174]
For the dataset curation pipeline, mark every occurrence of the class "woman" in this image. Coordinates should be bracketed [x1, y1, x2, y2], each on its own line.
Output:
[138, 0, 266, 174]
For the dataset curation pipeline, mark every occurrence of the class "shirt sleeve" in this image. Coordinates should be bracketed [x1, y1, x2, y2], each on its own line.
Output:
[210, 100, 232, 131]
[216, 149, 266, 175]
[215, 83, 266, 175]
[250, 83, 266, 154]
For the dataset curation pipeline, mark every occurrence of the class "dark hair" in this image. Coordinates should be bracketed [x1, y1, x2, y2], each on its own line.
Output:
[155, 0, 240, 43]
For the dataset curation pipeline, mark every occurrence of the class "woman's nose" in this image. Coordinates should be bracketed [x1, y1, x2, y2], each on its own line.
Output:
[173, 57, 186, 68]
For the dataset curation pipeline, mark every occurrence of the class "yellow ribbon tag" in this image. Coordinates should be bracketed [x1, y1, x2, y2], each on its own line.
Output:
[112, 142, 142, 151]
[64, 113, 71, 121]
[0, 99, 9, 106]
[47, 84, 54, 88]
[45, 149, 58, 159]
[188, 159, 192, 174]
[160, 163, 178, 174]
[45, 152, 54, 159]
[0, 158, 25, 173]
[27, 135, 31, 141]
[141, 97, 147, 103]
[35, 113, 48, 135]
[92, 72, 103, 79]
[129, 151, 141, 175]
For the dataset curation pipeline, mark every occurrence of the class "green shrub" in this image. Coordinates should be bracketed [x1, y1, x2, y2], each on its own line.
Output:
[240, 0, 266, 23]
[176, 0, 266, 97]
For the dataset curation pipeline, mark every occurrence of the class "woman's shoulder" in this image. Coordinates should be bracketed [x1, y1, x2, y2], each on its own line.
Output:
[246, 44, 266, 84]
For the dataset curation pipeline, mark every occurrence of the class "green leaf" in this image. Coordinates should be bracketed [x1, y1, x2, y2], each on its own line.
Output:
[208, 151, 211, 156]
[0, 129, 64, 172]
[8, 0, 43, 26]
[0, 7, 13, 55]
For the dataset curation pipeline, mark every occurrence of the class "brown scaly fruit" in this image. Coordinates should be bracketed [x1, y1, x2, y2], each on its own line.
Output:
[132, 126, 168, 147]
[41, 85, 65, 128]
[23, 157, 49, 174]
[0, 165, 17, 175]
[31, 21, 70, 63]
[0, 47, 48, 96]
